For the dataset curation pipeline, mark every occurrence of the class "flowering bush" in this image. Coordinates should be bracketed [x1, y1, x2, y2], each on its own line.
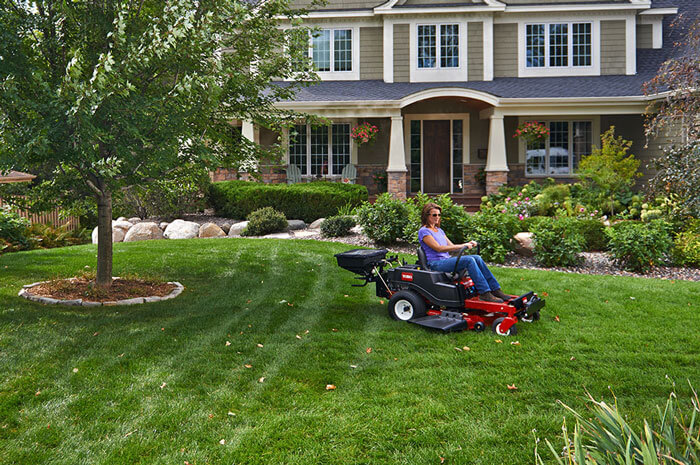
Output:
[351, 122, 379, 145]
[513, 121, 550, 145]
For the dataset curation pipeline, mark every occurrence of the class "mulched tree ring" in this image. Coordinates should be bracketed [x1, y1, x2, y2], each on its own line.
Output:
[18, 277, 184, 306]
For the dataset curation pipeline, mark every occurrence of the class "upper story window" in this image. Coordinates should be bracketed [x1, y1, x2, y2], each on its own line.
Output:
[417, 24, 459, 69]
[312, 29, 352, 72]
[526, 22, 592, 69]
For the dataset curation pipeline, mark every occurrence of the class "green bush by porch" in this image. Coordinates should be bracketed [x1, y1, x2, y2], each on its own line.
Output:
[1, 239, 698, 464]
[208, 180, 368, 223]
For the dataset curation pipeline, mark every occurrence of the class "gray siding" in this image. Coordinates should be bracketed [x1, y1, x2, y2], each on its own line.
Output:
[358, 118, 391, 165]
[601, 20, 627, 75]
[394, 24, 410, 83]
[636, 24, 653, 49]
[494, 23, 517, 78]
[360, 27, 384, 80]
[468, 22, 483, 82]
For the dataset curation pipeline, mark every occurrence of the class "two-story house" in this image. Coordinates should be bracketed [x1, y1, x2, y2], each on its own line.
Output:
[214, 0, 697, 204]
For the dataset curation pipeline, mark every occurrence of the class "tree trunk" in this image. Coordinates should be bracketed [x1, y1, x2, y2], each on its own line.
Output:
[96, 191, 113, 288]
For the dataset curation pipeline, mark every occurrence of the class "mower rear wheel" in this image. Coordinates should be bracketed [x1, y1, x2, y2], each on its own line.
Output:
[492, 317, 518, 336]
[388, 291, 426, 321]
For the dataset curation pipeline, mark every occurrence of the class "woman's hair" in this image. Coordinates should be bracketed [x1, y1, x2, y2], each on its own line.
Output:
[421, 202, 442, 227]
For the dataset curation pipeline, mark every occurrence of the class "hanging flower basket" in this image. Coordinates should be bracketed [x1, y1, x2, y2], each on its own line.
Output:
[351, 122, 379, 146]
[513, 121, 550, 145]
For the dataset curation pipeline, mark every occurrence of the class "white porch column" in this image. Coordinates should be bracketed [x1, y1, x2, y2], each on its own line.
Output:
[485, 111, 509, 195]
[242, 121, 255, 142]
[387, 115, 407, 172]
[387, 115, 408, 199]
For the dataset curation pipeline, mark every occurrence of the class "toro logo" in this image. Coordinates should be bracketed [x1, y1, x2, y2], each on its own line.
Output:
[401, 272, 414, 282]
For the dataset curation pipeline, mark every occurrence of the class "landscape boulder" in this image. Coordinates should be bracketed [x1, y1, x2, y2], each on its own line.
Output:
[513, 232, 535, 257]
[113, 220, 134, 233]
[199, 223, 226, 238]
[164, 219, 200, 240]
[286, 220, 306, 231]
[124, 222, 164, 242]
[308, 218, 324, 229]
[127, 217, 141, 224]
[227, 221, 249, 237]
[221, 223, 231, 234]
[159, 222, 169, 230]
[91, 226, 126, 244]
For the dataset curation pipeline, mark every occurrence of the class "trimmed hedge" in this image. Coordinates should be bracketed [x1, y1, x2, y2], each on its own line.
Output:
[208, 181, 368, 223]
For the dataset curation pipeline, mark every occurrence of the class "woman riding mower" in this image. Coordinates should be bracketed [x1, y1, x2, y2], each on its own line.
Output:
[418, 202, 510, 303]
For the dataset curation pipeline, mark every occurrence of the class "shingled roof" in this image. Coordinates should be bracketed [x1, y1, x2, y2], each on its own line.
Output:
[274, 0, 697, 102]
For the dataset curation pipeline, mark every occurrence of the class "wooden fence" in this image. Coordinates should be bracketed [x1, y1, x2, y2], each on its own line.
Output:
[0, 197, 80, 231]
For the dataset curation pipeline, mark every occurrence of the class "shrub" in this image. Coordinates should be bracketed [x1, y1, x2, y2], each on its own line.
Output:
[209, 180, 368, 223]
[605, 220, 672, 272]
[242, 207, 287, 237]
[27, 223, 90, 249]
[116, 164, 211, 220]
[536, 387, 700, 465]
[0, 206, 30, 251]
[672, 220, 700, 267]
[401, 193, 470, 244]
[531, 217, 585, 266]
[457, 211, 520, 263]
[575, 218, 608, 252]
[355, 193, 410, 244]
[320, 216, 355, 238]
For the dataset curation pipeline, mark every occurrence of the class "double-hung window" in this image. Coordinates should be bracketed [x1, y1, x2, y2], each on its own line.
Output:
[525, 120, 592, 176]
[417, 24, 459, 69]
[312, 29, 352, 72]
[526, 22, 592, 69]
[289, 124, 351, 177]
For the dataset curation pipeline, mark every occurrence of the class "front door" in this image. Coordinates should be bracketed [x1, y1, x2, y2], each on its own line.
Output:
[422, 120, 451, 193]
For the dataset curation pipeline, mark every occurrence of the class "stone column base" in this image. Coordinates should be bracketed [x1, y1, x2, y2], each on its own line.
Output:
[485, 171, 508, 196]
[387, 171, 408, 200]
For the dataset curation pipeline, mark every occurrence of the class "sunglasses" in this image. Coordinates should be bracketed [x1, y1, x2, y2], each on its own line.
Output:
[430, 213, 441, 217]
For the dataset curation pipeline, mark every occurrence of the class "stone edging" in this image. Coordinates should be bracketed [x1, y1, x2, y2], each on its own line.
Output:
[18, 279, 184, 307]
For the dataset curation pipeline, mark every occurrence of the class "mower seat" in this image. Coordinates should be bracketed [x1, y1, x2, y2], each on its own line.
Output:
[417, 247, 470, 282]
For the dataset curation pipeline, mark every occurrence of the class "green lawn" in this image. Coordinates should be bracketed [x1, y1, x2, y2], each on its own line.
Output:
[1, 239, 698, 464]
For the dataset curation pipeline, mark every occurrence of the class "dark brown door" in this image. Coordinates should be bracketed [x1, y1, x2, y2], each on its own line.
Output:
[422, 120, 451, 193]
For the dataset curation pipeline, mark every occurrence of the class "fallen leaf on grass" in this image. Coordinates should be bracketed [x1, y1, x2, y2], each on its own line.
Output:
[160, 382, 167, 389]
[570, 356, 576, 361]
[630, 296, 636, 300]
[256, 343, 263, 348]
[161, 328, 165, 331]
[326, 384, 336, 390]
[554, 316, 560, 322]
[208, 414, 214, 419]
[227, 411, 236, 416]
[462, 346, 470, 351]
[244, 364, 252, 369]
[287, 302, 294, 307]
[510, 341, 521, 346]
[72, 368, 79, 373]
[35, 390, 41, 396]
[454, 347, 462, 352]
[440, 456, 446, 463]
[258, 377, 265, 383]
[124, 430, 136, 438]
[507, 384, 518, 390]
[494, 339, 502, 344]
[219, 439, 226, 445]
[565, 289, 570, 293]
[304, 330, 309, 334]
[350, 365, 357, 369]
[379, 300, 385, 304]
[246, 299, 252, 303]
[225, 341, 231, 346]
[295, 335, 302, 340]
[118, 353, 124, 357]
[93, 332, 99, 337]
[366, 347, 372, 354]
[332, 328, 338, 332]
[279, 300, 287, 304]
[344, 295, 349, 298]
[541, 292, 549, 297]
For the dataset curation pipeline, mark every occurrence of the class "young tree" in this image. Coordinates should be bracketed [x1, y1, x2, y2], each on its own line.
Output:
[643, 12, 700, 218]
[0, 0, 316, 287]
[577, 127, 641, 217]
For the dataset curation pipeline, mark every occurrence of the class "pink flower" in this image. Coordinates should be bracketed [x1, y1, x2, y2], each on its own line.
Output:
[580, 207, 585, 212]
[502, 209, 507, 213]
[505, 197, 511, 201]
[518, 214, 524, 220]
[518, 192, 523, 196]
[525, 197, 529, 201]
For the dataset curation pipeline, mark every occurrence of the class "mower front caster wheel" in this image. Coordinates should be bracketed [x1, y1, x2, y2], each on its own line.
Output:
[521, 311, 540, 323]
[492, 317, 518, 336]
[388, 290, 426, 321]
[473, 321, 485, 332]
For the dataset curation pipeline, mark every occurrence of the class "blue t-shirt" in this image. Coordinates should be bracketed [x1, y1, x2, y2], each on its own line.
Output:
[418, 226, 451, 262]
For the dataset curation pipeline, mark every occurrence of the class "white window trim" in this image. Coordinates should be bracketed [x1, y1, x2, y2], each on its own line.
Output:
[403, 113, 470, 194]
[517, 116, 601, 178]
[311, 27, 360, 81]
[518, 20, 600, 77]
[410, 22, 468, 82]
[287, 121, 355, 177]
